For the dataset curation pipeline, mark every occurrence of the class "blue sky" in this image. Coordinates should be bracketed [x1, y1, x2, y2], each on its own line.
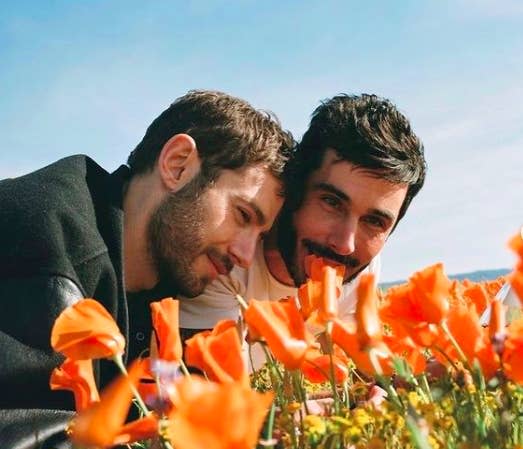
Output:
[1, 0, 522, 281]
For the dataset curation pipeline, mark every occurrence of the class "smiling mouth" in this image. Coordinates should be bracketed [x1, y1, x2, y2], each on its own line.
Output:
[302, 239, 359, 269]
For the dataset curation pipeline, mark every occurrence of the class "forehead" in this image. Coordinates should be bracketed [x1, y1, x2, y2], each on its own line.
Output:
[213, 165, 283, 219]
[215, 164, 282, 193]
[308, 149, 408, 213]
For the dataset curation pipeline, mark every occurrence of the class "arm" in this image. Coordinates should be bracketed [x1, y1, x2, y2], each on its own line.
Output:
[0, 275, 84, 448]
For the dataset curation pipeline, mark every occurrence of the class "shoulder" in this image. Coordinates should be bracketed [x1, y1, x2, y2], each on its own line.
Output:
[0, 155, 113, 279]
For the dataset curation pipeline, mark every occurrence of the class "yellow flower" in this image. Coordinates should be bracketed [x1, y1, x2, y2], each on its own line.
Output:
[408, 391, 421, 408]
[303, 415, 326, 435]
[466, 383, 477, 394]
[352, 408, 372, 427]
[286, 401, 301, 413]
[428, 435, 441, 448]
[344, 425, 362, 442]
[441, 416, 455, 430]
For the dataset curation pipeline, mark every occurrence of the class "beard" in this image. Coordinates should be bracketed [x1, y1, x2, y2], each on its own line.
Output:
[147, 175, 232, 298]
[277, 206, 366, 286]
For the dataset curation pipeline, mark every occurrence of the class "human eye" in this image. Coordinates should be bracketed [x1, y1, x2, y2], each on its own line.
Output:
[237, 206, 252, 225]
[363, 215, 386, 230]
[320, 194, 341, 210]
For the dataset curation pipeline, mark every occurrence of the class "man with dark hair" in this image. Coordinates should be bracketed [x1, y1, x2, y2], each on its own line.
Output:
[179, 93, 427, 361]
[0, 90, 293, 447]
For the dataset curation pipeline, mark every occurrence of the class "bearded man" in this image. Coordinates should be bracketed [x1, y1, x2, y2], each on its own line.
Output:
[179, 94, 427, 353]
[0, 90, 293, 447]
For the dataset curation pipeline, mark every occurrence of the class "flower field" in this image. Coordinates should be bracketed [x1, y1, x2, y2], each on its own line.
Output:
[49, 230, 523, 449]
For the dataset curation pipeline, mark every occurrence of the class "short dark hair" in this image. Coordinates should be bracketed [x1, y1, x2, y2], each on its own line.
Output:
[286, 93, 426, 221]
[128, 90, 294, 182]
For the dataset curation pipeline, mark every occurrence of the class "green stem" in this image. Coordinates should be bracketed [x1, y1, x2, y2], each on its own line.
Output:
[179, 359, 191, 377]
[235, 294, 249, 310]
[262, 401, 277, 448]
[420, 373, 433, 402]
[440, 320, 472, 371]
[291, 370, 309, 415]
[343, 380, 350, 409]
[439, 324, 488, 433]
[113, 354, 149, 416]
[368, 349, 404, 411]
[433, 345, 461, 372]
[324, 321, 341, 414]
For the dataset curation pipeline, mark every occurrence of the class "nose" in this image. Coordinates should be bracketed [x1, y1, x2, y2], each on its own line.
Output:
[228, 230, 258, 269]
[327, 218, 357, 256]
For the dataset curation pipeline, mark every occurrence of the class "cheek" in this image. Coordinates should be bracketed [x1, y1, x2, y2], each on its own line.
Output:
[357, 233, 387, 258]
[294, 205, 336, 241]
[200, 198, 230, 234]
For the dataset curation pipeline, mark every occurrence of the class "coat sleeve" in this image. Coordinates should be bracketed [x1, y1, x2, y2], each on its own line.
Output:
[0, 275, 84, 448]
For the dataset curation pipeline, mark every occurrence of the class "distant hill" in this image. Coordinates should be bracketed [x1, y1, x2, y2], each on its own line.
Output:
[379, 268, 511, 290]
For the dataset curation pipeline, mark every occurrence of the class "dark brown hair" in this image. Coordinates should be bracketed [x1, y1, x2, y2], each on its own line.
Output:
[127, 90, 294, 183]
[287, 93, 426, 221]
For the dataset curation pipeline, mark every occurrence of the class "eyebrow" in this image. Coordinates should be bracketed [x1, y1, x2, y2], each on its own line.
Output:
[313, 182, 396, 223]
[237, 196, 267, 227]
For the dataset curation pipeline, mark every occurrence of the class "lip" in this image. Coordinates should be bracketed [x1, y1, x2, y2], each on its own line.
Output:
[303, 248, 345, 275]
[208, 254, 229, 276]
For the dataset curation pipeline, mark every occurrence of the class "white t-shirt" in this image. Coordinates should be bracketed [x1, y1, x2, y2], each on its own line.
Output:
[179, 241, 381, 329]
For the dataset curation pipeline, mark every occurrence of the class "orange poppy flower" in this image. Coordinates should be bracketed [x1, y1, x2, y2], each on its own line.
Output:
[112, 415, 159, 446]
[305, 254, 346, 281]
[502, 317, 523, 383]
[51, 299, 125, 360]
[243, 298, 311, 370]
[431, 303, 501, 378]
[489, 300, 506, 341]
[301, 351, 349, 384]
[355, 273, 382, 350]
[462, 283, 490, 316]
[431, 303, 482, 364]
[50, 358, 99, 411]
[389, 337, 427, 375]
[185, 320, 248, 385]
[150, 297, 183, 362]
[482, 276, 507, 300]
[509, 231, 523, 259]
[380, 283, 440, 348]
[475, 339, 500, 380]
[511, 271, 523, 306]
[331, 318, 393, 376]
[298, 281, 322, 321]
[168, 376, 273, 449]
[509, 232, 523, 303]
[297, 255, 344, 324]
[408, 263, 451, 324]
[70, 359, 152, 448]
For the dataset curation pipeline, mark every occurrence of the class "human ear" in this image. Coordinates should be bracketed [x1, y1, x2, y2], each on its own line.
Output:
[157, 133, 201, 191]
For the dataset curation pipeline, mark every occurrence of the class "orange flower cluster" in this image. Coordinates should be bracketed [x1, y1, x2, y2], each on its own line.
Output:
[238, 256, 350, 383]
[234, 242, 523, 385]
[50, 297, 271, 449]
[331, 231, 523, 383]
[48, 231, 523, 448]
[185, 319, 249, 385]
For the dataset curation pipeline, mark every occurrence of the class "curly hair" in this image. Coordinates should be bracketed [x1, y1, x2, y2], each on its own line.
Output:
[286, 93, 426, 221]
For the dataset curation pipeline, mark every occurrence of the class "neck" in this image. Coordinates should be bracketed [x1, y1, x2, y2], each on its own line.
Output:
[263, 230, 296, 287]
[122, 173, 162, 292]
